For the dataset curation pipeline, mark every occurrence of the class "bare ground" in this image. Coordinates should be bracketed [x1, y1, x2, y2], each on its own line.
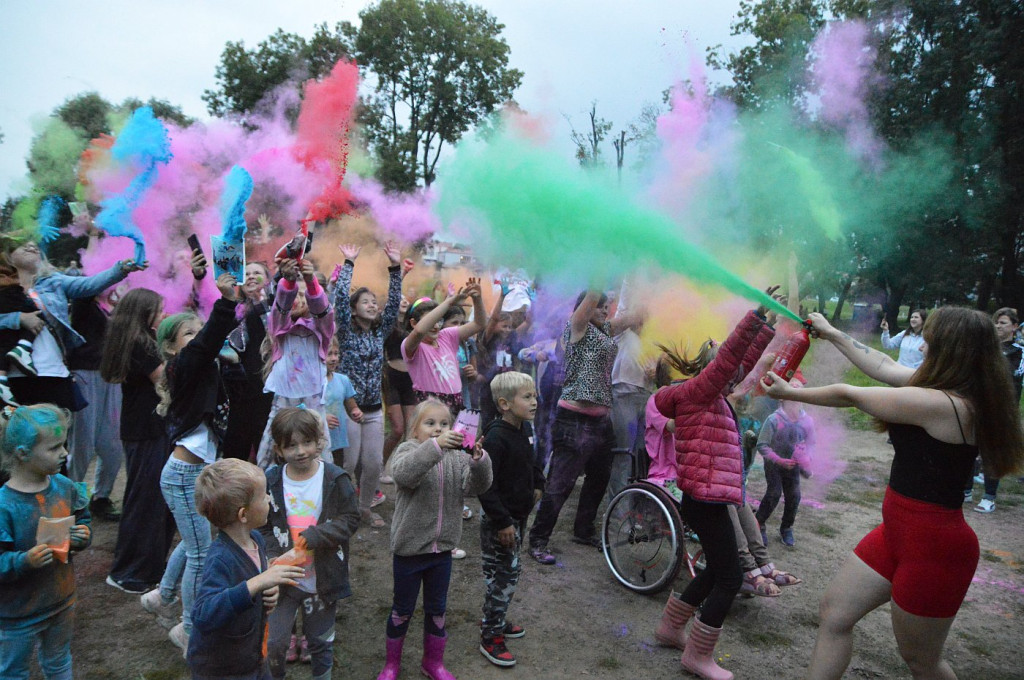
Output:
[51, 420, 1024, 680]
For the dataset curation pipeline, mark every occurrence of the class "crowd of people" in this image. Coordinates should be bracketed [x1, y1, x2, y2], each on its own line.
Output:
[0, 226, 1021, 680]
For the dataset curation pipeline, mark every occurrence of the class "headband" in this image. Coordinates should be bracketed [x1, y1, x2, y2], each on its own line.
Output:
[409, 297, 433, 314]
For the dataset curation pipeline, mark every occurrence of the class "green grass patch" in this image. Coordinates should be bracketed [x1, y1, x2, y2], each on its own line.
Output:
[812, 523, 840, 538]
[597, 657, 622, 669]
[739, 628, 793, 648]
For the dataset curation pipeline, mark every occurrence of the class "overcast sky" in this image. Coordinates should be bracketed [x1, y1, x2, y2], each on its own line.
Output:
[0, 0, 749, 201]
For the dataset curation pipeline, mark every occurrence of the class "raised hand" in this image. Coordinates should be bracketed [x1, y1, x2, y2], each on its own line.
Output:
[805, 312, 836, 340]
[402, 258, 415, 277]
[383, 240, 402, 266]
[471, 438, 486, 461]
[463, 278, 482, 300]
[338, 244, 361, 261]
[190, 252, 208, 280]
[880, 318, 889, 332]
[435, 430, 464, 450]
[299, 259, 316, 283]
[278, 258, 298, 283]
[216, 273, 240, 301]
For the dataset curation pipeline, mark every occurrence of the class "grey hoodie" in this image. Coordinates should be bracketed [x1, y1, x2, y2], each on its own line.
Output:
[389, 438, 493, 556]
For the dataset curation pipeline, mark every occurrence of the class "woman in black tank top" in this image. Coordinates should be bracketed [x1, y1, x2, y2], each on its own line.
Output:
[761, 308, 1023, 680]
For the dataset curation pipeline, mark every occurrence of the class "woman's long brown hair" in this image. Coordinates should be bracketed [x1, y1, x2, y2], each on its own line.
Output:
[908, 307, 1024, 477]
[99, 288, 164, 384]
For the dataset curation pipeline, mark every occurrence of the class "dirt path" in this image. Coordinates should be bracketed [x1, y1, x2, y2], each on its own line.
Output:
[62, 424, 1024, 680]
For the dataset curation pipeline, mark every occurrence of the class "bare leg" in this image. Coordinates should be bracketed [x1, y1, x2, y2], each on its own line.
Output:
[890, 602, 957, 680]
[383, 404, 406, 465]
[806, 553, 892, 680]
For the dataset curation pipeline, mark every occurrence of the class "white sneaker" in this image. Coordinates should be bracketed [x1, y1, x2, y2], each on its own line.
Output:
[974, 498, 996, 514]
[973, 473, 985, 485]
[140, 589, 179, 629]
[379, 475, 394, 485]
[452, 548, 467, 560]
[963, 490, 973, 504]
[168, 622, 189, 657]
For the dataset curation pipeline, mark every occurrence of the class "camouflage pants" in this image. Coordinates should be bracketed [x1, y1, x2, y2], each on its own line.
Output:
[480, 515, 525, 638]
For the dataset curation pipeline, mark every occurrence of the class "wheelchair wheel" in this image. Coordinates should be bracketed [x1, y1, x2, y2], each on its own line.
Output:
[602, 482, 686, 594]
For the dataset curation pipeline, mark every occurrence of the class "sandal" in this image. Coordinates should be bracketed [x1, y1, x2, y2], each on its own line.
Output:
[741, 571, 781, 597]
[762, 563, 802, 586]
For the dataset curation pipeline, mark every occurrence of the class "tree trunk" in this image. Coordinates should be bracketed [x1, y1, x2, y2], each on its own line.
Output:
[886, 286, 905, 330]
[831, 277, 854, 323]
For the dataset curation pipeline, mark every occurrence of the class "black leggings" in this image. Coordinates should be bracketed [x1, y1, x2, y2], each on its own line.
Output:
[677, 495, 743, 628]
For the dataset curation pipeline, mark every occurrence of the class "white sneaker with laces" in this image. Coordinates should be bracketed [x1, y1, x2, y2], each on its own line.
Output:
[974, 498, 996, 513]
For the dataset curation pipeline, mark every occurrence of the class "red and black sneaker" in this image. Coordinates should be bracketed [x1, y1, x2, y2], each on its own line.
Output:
[480, 635, 516, 667]
[502, 623, 525, 639]
[479, 621, 525, 639]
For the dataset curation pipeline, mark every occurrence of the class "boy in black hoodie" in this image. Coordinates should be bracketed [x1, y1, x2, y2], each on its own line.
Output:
[478, 371, 545, 668]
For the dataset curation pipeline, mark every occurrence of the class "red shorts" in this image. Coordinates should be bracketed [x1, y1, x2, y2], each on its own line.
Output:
[854, 487, 978, 618]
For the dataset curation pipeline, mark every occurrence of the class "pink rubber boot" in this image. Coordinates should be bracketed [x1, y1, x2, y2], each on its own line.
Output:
[421, 633, 457, 680]
[654, 592, 697, 650]
[679, 618, 733, 680]
[376, 635, 404, 680]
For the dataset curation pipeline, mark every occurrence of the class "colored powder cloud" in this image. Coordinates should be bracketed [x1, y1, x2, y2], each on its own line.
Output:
[435, 127, 798, 323]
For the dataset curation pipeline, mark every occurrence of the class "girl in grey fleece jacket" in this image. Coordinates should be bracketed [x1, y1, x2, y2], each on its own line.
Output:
[377, 399, 492, 680]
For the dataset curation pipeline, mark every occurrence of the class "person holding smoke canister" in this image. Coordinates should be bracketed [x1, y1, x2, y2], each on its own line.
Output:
[760, 309, 1024, 680]
[650, 291, 776, 680]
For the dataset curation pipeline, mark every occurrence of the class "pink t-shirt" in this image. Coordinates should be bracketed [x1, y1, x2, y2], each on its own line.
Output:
[402, 326, 462, 395]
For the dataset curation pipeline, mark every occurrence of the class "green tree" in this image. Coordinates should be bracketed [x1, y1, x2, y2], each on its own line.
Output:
[710, 0, 1023, 319]
[347, 0, 522, 189]
[202, 24, 351, 117]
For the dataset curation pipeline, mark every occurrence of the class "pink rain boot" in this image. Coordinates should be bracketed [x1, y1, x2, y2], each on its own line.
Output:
[421, 633, 457, 680]
[679, 618, 733, 680]
[376, 635, 405, 680]
[655, 592, 697, 650]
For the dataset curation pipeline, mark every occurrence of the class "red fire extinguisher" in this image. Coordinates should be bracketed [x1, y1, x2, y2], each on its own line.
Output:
[757, 321, 813, 393]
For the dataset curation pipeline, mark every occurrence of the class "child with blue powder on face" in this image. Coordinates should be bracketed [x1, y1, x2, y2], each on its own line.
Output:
[0, 405, 91, 680]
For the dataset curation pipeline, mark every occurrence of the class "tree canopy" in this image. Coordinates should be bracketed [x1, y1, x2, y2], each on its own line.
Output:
[707, 0, 1024, 317]
[345, 0, 523, 189]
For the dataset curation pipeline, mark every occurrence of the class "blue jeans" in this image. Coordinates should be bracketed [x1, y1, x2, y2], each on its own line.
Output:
[160, 458, 210, 633]
[0, 605, 74, 680]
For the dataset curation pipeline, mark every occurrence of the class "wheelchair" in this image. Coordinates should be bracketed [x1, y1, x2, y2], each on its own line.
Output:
[601, 414, 705, 594]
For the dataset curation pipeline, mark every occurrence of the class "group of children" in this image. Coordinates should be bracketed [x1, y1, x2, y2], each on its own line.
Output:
[0, 231, 556, 679]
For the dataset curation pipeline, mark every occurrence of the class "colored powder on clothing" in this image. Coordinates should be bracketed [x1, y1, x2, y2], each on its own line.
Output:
[220, 165, 253, 243]
[435, 128, 800, 323]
